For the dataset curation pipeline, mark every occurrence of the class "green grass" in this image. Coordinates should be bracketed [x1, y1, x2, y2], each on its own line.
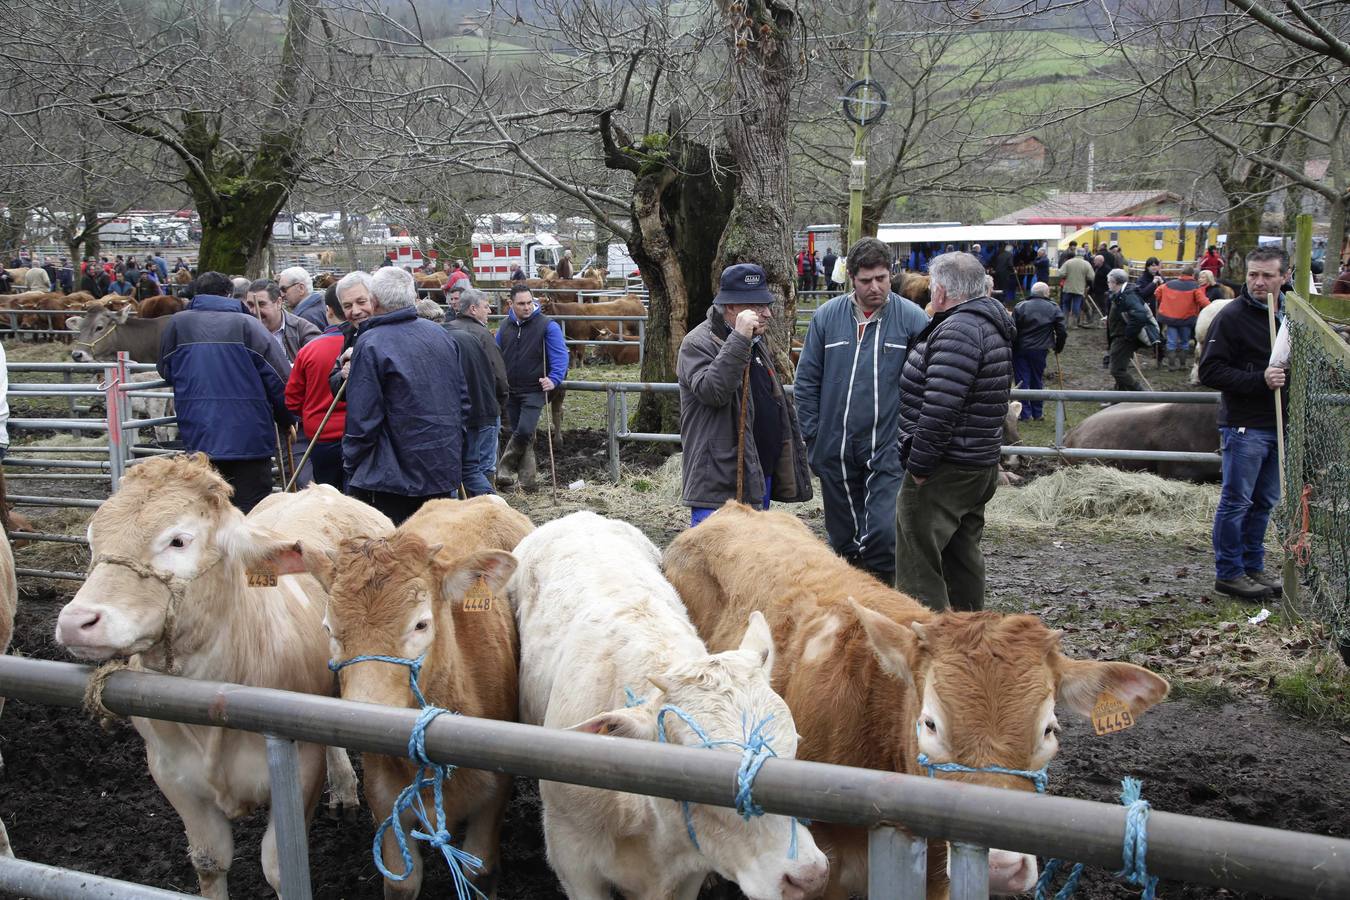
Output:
[1273, 655, 1350, 727]
[561, 362, 641, 430]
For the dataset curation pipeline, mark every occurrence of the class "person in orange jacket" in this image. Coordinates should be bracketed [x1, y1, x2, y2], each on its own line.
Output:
[1155, 264, 1211, 370]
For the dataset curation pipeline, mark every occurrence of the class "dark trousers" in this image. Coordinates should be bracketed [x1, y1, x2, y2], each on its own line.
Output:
[308, 440, 344, 492]
[895, 462, 1000, 611]
[347, 488, 455, 526]
[1108, 337, 1144, 391]
[1012, 349, 1048, 419]
[505, 391, 546, 440]
[817, 451, 902, 584]
[211, 457, 275, 514]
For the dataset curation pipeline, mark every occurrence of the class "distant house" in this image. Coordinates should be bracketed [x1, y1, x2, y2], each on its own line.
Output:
[453, 17, 484, 37]
[988, 190, 1180, 226]
[985, 136, 1047, 173]
[1265, 159, 1332, 218]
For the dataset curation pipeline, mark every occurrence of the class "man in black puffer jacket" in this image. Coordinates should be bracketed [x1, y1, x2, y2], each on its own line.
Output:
[895, 251, 1014, 611]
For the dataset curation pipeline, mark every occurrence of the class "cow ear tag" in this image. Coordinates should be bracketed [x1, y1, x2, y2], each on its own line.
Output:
[246, 563, 278, 587]
[1091, 692, 1135, 736]
[463, 575, 493, 613]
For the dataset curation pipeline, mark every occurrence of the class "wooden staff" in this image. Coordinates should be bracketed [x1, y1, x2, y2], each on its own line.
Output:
[735, 361, 751, 503]
[1267, 293, 1286, 494]
[284, 378, 346, 493]
[542, 328, 558, 503]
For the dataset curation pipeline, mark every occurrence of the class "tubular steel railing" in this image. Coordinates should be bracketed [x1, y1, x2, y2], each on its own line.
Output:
[0, 656, 1344, 899]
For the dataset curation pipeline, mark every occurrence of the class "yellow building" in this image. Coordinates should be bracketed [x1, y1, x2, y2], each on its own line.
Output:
[1061, 221, 1217, 264]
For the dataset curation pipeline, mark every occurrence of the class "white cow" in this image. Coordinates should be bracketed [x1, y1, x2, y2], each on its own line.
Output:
[55, 454, 392, 898]
[1190, 296, 1237, 384]
[509, 511, 829, 900]
[0, 520, 16, 857]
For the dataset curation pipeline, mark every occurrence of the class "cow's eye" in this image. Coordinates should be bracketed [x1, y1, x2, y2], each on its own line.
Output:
[1044, 723, 1059, 737]
[923, 717, 937, 733]
[169, 536, 189, 549]
[413, 620, 429, 632]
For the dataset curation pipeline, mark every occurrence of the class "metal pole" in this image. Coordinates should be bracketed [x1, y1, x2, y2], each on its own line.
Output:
[869, 825, 925, 898]
[846, 0, 880, 251]
[605, 387, 621, 482]
[264, 735, 314, 900]
[948, 842, 990, 900]
[102, 364, 124, 491]
[1054, 400, 1066, 446]
[63, 368, 77, 437]
[1, 658, 1346, 899]
[0, 856, 195, 899]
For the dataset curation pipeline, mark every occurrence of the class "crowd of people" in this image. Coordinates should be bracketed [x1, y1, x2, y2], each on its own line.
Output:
[2, 251, 187, 302]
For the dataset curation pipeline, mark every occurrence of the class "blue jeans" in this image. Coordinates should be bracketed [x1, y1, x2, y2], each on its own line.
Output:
[1012, 349, 1047, 419]
[461, 421, 498, 497]
[1213, 427, 1280, 579]
[309, 440, 344, 492]
[691, 477, 771, 527]
[1061, 293, 1084, 315]
[1161, 317, 1195, 352]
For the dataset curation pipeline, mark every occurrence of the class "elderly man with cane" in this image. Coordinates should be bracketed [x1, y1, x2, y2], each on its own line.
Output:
[676, 263, 811, 526]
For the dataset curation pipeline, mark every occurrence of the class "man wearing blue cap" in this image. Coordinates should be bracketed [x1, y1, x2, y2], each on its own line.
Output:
[677, 263, 812, 526]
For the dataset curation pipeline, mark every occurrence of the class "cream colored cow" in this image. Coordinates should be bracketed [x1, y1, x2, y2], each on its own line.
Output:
[0, 518, 16, 857]
[55, 454, 392, 898]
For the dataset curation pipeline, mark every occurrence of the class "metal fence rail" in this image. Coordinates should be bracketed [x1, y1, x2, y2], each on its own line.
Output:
[0, 656, 1344, 899]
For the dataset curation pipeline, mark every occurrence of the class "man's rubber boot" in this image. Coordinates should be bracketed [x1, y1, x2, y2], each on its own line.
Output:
[1246, 570, 1283, 597]
[1214, 575, 1273, 602]
[496, 436, 526, 488]
[1179, 349, 1191, 371]
[518, 443, 538, 492]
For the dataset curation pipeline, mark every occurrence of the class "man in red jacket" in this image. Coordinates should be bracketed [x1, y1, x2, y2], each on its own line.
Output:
[285, 274, 361, 489]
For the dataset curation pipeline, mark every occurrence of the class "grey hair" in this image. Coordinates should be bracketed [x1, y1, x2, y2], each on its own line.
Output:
[1181, 264, 1196, 277]
[414, 298, 445, 321]
[1030, 281, 1051, 298]
[335, 270, 372, 301]
[277, 266, 313, 294]
[457, 286, 490, 314]
[371, 266, 416, 311]
[230, 276, 250, 299]
[1108, 268, 1129, 286]
[247, 279, 280, 303]
[928, 252, 990, 303]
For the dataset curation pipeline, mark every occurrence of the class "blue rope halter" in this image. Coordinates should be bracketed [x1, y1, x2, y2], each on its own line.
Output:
[652, 702, 804, 859]
[329, 653, 484, 899]
[911, 721, 1157, 899]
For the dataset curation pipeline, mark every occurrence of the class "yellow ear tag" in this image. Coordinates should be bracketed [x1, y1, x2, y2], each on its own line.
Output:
[1091, 692, 1135, 736]
[246, 567, 278, 587]
[462, 576, 493, 613]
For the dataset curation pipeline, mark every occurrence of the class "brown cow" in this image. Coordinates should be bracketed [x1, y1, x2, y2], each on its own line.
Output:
[314, 272, 339, 290]
[539, 296, 644, 365]
[664, 503, 1169, 899]
[591, 328, 640, 364]
[21, 292, 88, 340]
[898, 271, 932, 306]
[137, 294, 184, 318]
[414, 271, 447, 289]
[173, 268, 193, 285]
[313, 496, 532, 899]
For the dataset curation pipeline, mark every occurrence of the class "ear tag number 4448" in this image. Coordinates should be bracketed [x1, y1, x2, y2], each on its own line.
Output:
[463, 576, 493, 613]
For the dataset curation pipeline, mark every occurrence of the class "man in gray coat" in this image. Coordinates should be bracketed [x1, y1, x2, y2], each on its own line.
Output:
[794, 237, 928, 584]
[245, 279, 321, 363]
[446, 287, 508, 487]
[677, 263, 811, 526]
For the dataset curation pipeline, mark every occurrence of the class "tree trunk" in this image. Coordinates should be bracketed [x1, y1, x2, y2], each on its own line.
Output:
[1327, 197, 1347, 287]
[339, 202, 360, 271]
[1224, 198, 1264, 284]
[713, 0, 799, 376]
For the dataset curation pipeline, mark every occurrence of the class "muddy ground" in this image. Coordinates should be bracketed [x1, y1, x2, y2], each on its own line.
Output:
[1, 337, 1348, 898]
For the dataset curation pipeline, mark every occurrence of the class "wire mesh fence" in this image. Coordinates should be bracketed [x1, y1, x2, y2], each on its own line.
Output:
[1280, 294, 1350, 659]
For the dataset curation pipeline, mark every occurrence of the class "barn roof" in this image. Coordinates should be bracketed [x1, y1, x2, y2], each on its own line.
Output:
[988, 191, 1179, 225]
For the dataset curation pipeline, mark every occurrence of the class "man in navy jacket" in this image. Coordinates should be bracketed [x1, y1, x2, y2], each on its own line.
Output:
[495, 284, 568, 490]
[343, 266, 470, 524]
[794, 237, 928, 584]
[158, 272, 292, 512]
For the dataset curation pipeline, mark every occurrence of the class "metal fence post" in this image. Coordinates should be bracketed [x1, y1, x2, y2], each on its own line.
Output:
[264, 735, 314, 900]
[103, 364, 124, 491]
[947, 842, 990, 900]
[115, 352, 134, 466]
[869, 825, 926, 898]
[62, 368, 77, 435]
[1054, 399, 1065, 446]
[605, 387, 621, 482]
[637, 316, 645, 366]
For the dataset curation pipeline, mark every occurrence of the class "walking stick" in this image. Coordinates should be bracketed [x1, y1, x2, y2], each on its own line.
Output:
[284, 378, 347, 493]
[0, 461, 13, 539]
[735, 362, 751, 503]
[1267, 296, 1286, 495]
[273, 424, 289, 491]
[542, 331, 558, 503]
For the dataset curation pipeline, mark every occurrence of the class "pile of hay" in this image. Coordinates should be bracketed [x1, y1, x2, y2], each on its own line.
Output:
[987, 465, 1220, 539]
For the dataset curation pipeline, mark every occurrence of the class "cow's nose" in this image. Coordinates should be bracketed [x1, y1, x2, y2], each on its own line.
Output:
[781, 861, 828, 899]
[56, 607, 101, 645]
[71, 350, 90, 362]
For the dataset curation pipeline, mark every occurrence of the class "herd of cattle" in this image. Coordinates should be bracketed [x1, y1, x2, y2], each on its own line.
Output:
[1, 454, 1172, 898]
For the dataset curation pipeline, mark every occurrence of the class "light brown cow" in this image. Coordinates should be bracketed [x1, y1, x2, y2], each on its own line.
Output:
[314, 272, 340, 290]
[0, 520, 16, 857]
[137, 294, 184, 318]
[591, 328, 640, 364]
[664, 503, 1169, 899]
[311, 496, 532, 899]
[539, 296, 644, 365]
[173, 268, 193, 285]
[54, 455, 393, 898]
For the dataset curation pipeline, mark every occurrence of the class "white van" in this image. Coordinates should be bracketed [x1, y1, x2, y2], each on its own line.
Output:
[583, 243, 639, 280]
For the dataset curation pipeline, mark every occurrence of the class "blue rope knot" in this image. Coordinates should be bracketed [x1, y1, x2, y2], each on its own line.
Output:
[330, 653, 484, 900]
[914, 721, 1051, 794]
[1115, 777, 1159, 900]
[653, 703, 805, 859]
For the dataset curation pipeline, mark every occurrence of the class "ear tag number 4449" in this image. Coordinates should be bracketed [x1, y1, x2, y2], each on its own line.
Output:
[1092, 692, 1135, 736]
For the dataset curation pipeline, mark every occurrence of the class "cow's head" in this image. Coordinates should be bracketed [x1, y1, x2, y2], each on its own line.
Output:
[572, 612, 829, 900]
[68, 307, 132, 362]
[851, 601, 1168, 894]
[54, 454, 289, 659]
[318, 531, 516, 709]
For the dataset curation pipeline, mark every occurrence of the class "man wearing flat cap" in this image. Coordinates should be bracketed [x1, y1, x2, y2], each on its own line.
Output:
[676, 263, 812, 526]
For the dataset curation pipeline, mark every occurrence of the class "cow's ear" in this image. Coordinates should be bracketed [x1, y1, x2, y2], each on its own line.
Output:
[117, 307, 134, 323]
[441, 550, 517, 602]
[65, 315, 84, 332]
[849, 598, 919, 690]
[737, 610, 775, 673]
[248, 539, 338, 588]
[1057, 658, 1170, 719]
[569, 705, 658, 741]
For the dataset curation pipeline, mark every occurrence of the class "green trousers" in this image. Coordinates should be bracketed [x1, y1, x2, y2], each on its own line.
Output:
[895, 462, 1001, 612]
